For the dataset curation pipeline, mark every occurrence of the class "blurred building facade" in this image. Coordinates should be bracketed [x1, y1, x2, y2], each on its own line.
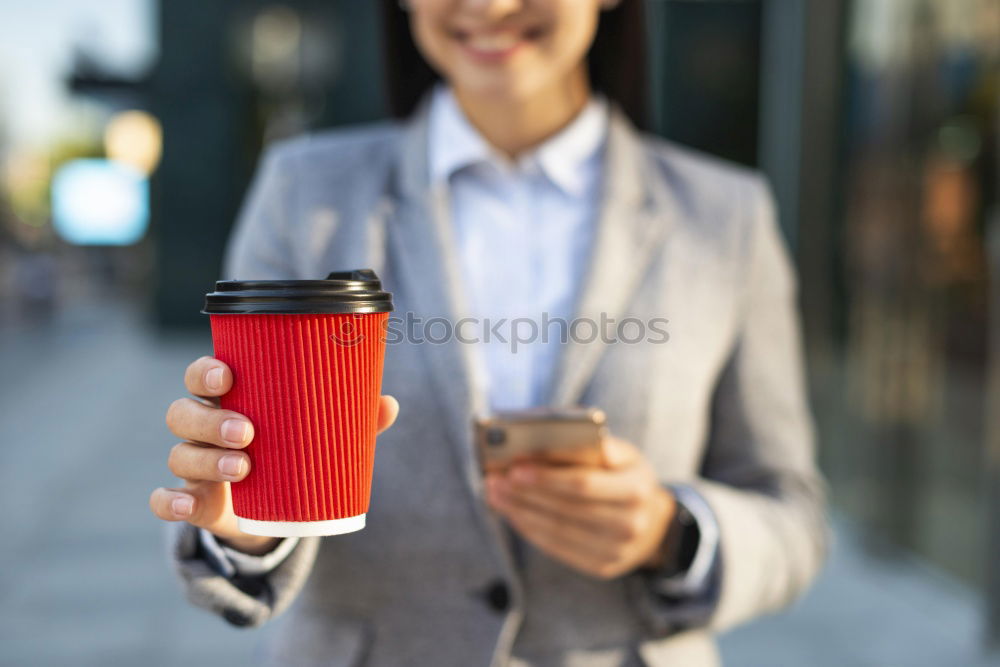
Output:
[149, 0, 385, 327]
[824, 0, 1000, 642]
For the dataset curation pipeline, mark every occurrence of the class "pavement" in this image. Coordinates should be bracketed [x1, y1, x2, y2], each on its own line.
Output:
[1, 298, 998, 666]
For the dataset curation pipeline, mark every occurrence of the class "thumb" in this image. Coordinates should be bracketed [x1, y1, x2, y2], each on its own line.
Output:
[376, 395, 399, 435]
[601, 436, 641, 469]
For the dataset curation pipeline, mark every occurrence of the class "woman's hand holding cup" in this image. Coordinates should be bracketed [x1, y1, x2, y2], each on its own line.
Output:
[150, 355, 400, 554]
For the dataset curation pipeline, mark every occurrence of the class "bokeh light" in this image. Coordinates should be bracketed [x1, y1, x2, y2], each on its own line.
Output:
[50, 158, 149, 245]
[103, 110, 163, 176]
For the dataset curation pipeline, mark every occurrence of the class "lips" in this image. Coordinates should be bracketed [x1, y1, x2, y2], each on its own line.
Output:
[451, 26, 544, 62]
[465, 32, 523, 52]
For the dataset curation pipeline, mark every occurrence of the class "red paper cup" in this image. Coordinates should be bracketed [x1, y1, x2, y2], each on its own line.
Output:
[203, 270, 393, 537]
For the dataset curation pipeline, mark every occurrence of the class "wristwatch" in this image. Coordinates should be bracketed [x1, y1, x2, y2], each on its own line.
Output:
[658, 495, 700, 578]
[645, 484, 720, 598]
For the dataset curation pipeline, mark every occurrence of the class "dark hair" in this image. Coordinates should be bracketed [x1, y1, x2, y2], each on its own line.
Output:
[379, 0, 648, 130]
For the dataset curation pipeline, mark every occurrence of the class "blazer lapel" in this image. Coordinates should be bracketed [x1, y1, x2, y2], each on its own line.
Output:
[386, 103, 529, 622]
[549, 110, 674, 406]
[386, 102, 521, 528]
[388, 104, 489, 445]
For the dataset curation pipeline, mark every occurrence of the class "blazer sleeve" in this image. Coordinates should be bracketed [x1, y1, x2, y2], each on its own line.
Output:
[689, 177, 830, 632]
[167, 143, 322, 627]
[169, 523, 320, 628]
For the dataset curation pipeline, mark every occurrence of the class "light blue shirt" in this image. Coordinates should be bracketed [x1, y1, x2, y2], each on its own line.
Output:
[428, 85, 608, 412]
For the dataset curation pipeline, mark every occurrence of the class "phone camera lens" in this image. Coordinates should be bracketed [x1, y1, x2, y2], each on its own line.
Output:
[485, 427, 507, 447]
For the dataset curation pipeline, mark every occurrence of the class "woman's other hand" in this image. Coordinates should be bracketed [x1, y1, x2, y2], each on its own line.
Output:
[485, 437, 675, 579]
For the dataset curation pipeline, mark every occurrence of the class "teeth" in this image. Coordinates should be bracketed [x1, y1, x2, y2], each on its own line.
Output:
[467, 33, 521, 52]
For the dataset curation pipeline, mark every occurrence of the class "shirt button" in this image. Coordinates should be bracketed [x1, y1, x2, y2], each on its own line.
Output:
[484, 580, 510, 613]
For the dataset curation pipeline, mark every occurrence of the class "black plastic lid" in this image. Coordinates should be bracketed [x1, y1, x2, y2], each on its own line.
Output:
[203, 269, 394, 315]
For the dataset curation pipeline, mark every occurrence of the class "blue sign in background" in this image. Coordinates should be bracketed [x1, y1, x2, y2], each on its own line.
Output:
[51, 158, 149, 246]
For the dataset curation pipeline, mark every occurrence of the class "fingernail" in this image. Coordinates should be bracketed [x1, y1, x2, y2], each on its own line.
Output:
[218, 454, 246, 479]
[510, 466, 536, 483]
[172, 495, 194, 517]
[221, 419, 251, 445]
[205, 367, 224, 391]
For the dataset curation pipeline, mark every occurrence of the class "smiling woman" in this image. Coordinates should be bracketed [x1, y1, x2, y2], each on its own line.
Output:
[381, 0, 648, 132]
[155, 1, 827, 665]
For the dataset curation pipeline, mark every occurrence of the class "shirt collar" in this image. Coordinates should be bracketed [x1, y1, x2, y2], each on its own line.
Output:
[428, 85, 608, 197]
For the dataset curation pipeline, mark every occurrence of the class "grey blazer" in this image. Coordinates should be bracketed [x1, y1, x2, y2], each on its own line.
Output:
[169, 104, 827, 667]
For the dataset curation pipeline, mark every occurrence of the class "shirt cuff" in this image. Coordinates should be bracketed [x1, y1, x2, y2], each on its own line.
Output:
[648, 484, 721, 598]
[198, 528, 300, 579]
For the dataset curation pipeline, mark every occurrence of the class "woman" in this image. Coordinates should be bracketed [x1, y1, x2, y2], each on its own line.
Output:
[151, 1, 827, 665]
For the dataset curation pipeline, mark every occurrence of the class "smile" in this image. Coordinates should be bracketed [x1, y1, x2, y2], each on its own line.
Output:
[451, 26, 544, 63]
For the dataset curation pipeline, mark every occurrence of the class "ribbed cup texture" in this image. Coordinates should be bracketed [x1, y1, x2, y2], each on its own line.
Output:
[209, 313, 388, 522]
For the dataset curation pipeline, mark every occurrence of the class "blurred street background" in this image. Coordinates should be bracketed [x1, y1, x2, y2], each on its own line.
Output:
[1, 0, 998, 665]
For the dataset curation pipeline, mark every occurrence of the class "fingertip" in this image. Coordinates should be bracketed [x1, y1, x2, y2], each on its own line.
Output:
[383, 394, 399, 415]
[150, 487, 195, 522]
[484, 480, 506, 508]
[220, 418, 254, 448]
[377, 395, 400, 433]
[204, 366, 225, 393]
[203, 361, 232, 395]
[509, 465, 537, 484]
[483, 473, 499, 493]
[186, 356, 231, 397]
[218, 452, 250, 480]
[171, 493, 195, 518]
[149, 488, 162, 515]
[601, 437, 636, 469]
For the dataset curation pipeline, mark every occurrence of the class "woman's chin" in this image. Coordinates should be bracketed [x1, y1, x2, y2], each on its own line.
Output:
[450, 70, 546, 106]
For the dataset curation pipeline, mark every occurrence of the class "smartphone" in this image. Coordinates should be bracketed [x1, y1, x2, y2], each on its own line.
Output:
[474, 407, 608, 473]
